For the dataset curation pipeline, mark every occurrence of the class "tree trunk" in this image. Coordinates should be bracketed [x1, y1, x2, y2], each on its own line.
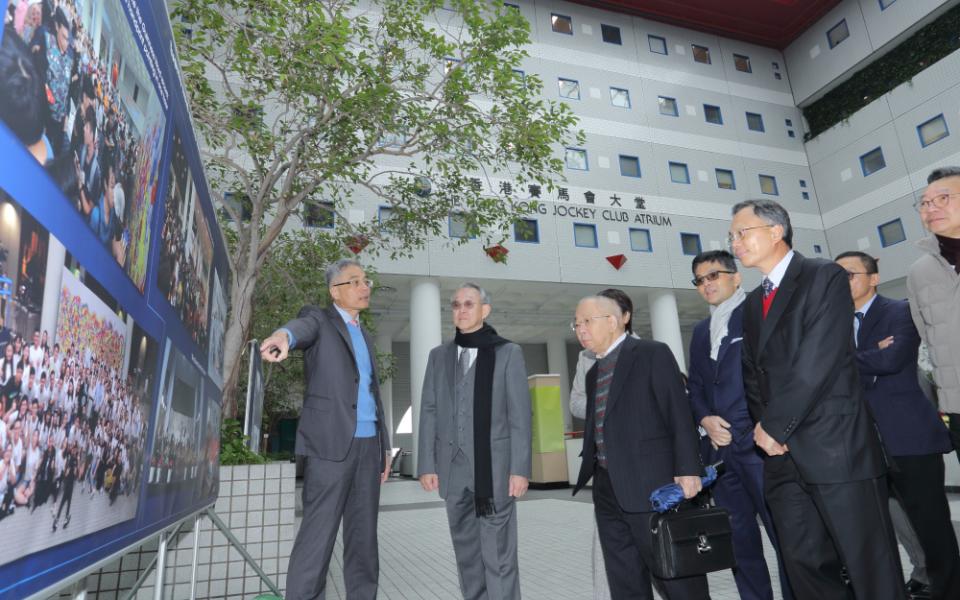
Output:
[221, 269, 258, 419]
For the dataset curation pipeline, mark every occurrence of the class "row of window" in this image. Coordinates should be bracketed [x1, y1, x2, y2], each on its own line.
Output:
[549, 12, 777, 78]
[857, 114, 950, 177]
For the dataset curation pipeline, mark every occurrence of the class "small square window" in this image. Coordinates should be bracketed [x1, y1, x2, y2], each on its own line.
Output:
[378, 206, 395, 226]
[574, 223, 598, 248]
[692, 44, 711, 64]
[444, 57, 461, 74]
[619, 155, 641, 178]
[799, 179, 807, 188]
[772, 61, 780, 70]
[565, 148, 588, 171]
[648, 35, 668, 55]
[918, 114, 949, 147]
[802, 192, 810, 200]
[704, 104, 723, 125]
[610, 87, 631, 109]
[551, 14, 573, 35]
[449, 213, 475, 239]
[746, 112, 765, 132]
[669, 162, 690, 184]
[601, 24, 622, 45]
[503, 2, 520, 9]
[558, 78, 580, 100]
[305, 201, 335, 228]
[879, 0, 896, 9]
[514, 218, 540, 243]
[759, 174, 779, 196]
[629, 228, 653, 252]
[827, 19, 850, 49]
[658, 96, 679, 117]
[860, 147, 886, 176]
[715, 169, 735, 190]
[774, 72, 782, 80]
[785, 118, 793, 127]
[733, 54, 752, 73]
[788, 130, 796, 138]
[813, 244, 823, 254]
[681, 233, 702, 256]
[878, 218, 906, 247]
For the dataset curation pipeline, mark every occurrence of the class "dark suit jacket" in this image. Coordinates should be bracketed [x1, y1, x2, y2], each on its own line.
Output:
[284, 305, 390, 469]
[573, 337, 702, 512]
[688, 303, 757, 457]
[855, 295, 952, 457]
[742, 252, 886, 485]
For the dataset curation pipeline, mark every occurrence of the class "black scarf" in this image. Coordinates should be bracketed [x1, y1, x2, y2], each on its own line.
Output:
[454, 323, 509, 517]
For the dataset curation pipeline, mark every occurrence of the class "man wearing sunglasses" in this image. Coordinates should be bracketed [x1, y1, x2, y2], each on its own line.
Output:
[687, 250, 792, 600]
[260, 258, 391, 600]
[730, 199, 904, 599]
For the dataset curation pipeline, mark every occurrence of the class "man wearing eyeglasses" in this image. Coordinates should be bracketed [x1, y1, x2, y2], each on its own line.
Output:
[417, 282, 531, 600]
[729, 200, 905, 599]
[837, 250, 957, 600]
[907, 167, 960, 468]
[686, 250, 791, 600]
[572, 295, 709, 599]
[260, 258, 391, 600]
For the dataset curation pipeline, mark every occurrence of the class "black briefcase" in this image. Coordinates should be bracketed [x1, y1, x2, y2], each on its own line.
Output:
[649, 505, 736, 579]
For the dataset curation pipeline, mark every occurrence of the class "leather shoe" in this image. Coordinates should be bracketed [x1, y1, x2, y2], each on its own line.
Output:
[905, 579, 931, 599]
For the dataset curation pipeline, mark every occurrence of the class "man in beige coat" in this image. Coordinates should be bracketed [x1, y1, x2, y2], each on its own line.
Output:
[907, 167, 960, 463]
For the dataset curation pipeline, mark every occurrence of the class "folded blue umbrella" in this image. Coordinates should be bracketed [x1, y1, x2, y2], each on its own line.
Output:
[649, 462, 721, 513]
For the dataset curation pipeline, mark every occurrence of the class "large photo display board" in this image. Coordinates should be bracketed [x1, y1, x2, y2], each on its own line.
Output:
[0, 1, 229, 597]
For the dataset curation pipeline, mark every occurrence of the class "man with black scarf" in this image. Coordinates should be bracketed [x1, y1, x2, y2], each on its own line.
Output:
[418, 282, 532, 600]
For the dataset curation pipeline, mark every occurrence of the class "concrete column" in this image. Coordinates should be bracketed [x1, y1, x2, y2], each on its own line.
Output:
[122, 314, 135, 377]
[409, 278, 442, 474]
[41, 236, 67, 343]
[376, 332, 394, 446]
[545, 335, 572, 431]
[648, 289, 686, 373]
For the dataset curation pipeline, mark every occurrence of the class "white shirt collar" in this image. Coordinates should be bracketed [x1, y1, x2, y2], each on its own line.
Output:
[333, 304, 357, 325]
[764, 249, 795, 288]
[597, 332, 628, 359]
[858, 293, 877, 316]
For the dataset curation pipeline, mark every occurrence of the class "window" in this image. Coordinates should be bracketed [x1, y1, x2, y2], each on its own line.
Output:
[785, 118, 793, 127]
[746, 112, 765, 132]
[574, 223, 598, 248]
[514, 218, 539, 243]
[619, 155, 641, 178]
[681, 233, 702, 256]
[878, 219, 906, 247]
[827, 20, 849, 49]
[551, 14, 573, 35]
[558, 78, 580, 100]
[449, 213, 475, 239]
[133, 84, 140, 103]
[799, 179, 807, 188]
[715, 169, 736, 190]
[648, 35, 668, 55]
[610, 87, 631, 108]
[378, 206, 395, 226]
[513, 69, 525, 82]
[692, 44, 711, 64]
[879, 0, 896, 10]
[565, 148, 588, 171]
[669, 162, 690, 184]
[788, 130, 796, 138]
[305, 201, 335, 228]
[759, 174, 779, 196]
[860, 147, 886, 176]
[601, 24, 622, 45]
[503, 2, 520, 9]
[733, 54, 752, 73]
[658, 96, 679, 117]
[918, 114, 949, 147]
[813, 244, 823, 254]
[801, 192, 810, 200]
[703, 104, 723, 125]
[629, 228, 653, 252]
[774, 72, 782, 80]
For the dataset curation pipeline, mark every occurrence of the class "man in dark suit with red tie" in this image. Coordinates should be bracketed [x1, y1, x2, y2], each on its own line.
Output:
[836, 251, 958, 600]
[730, 199, 906, 600]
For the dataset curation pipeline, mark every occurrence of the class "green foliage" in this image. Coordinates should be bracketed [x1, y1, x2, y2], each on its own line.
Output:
[803, 4, 960, 140]
[219, 418, 267, 465]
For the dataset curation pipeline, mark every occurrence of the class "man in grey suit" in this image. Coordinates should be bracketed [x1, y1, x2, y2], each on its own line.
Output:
[417, 282, 532, 600]
[260, 259, 391, 600]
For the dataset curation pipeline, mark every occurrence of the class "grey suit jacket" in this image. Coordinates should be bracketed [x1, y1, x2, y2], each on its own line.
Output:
[283, 304, 390, 469]
[417, 340, 532, 501]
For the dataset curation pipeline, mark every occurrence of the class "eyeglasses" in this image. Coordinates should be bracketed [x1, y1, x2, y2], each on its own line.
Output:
[913, 192, 960, 212]
[692, 270, 736, 287]
[845, 271, 874, 280]
[570, 314, 612, 331]
[332, 278, 373, 289]
[450, 300, 479, 311]
[727, 224, 775, 247]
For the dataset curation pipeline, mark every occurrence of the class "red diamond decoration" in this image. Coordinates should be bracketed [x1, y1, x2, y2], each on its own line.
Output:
[606, 254, 627, 270]
[484, 244, 509, 263]
[346, 234, 370, 254]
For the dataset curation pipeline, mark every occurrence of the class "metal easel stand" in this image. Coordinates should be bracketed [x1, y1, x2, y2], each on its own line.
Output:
[123, 509, 281, 600]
